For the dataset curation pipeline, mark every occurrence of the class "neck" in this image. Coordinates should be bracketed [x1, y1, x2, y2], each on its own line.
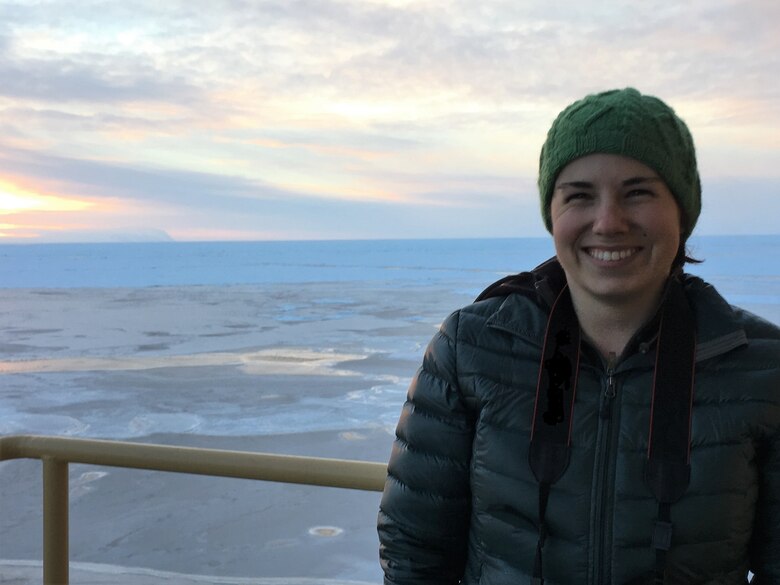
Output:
[568, 285, 665, 358]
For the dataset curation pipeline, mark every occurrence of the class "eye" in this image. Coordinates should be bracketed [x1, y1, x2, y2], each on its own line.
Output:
[564, 192, 591, 204]
[626, 188, 653, 197]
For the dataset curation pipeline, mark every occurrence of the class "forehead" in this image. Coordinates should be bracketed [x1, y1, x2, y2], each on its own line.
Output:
[556, 153, 660, 185]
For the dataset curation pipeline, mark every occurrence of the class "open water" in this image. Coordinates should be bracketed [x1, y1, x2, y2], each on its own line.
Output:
[0, 235, 778, 320]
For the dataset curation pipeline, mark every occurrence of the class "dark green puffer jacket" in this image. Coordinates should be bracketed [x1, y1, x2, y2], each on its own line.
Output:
[378, 261, 780, 585]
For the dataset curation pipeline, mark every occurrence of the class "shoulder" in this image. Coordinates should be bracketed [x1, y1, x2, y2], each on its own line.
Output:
[683, 275, 780, 416]
[427, 299, 505, 350]
[681, 276, 780, 445]
[440, 285, 550, 350]
[445, 257, 561, 344]
[682, 274, 780, 343]
[730, 305, 780, 342]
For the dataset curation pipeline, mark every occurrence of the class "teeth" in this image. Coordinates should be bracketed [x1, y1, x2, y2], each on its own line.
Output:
[588, 248, 638, 261]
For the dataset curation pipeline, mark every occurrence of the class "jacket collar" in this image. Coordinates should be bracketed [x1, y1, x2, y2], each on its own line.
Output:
[482, 258, 565, 349]
[681, 274, 748, 362]
[482, 257, 747, 362]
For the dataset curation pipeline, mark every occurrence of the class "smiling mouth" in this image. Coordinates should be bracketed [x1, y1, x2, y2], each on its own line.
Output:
[585, 247, 641, 262]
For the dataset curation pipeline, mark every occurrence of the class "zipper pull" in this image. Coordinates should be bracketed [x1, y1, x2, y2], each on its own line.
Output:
[605, 371, 616, 398]
[604, 351, 617, 396]
[600, 352, 617, 419]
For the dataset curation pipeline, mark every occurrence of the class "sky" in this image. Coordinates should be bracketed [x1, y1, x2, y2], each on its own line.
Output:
[0, 0, 778, 243]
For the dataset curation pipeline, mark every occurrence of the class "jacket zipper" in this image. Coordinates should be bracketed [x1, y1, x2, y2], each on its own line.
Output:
[593, 354, 618, 585]
[600, 364, 616, 419]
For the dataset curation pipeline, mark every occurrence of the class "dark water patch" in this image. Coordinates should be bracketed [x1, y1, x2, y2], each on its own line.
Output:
[0, 343, 68, 354]
[143, 331, 171, 337]
[136, 343, 170, 352]
[8, 328, 63, 336]
[199, 331, 244, 338]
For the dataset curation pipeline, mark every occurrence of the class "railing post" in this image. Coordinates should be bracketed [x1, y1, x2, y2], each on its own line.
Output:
[42, 457, 69, 585]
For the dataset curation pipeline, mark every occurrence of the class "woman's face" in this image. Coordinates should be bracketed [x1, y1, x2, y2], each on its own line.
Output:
[550, 153, 682, 311]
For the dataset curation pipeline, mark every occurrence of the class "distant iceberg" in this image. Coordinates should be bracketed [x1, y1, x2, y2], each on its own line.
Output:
[17, 228, 174, 244]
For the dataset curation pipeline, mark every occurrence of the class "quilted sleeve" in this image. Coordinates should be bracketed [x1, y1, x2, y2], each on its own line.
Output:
[750, 425, 780, 582]
[377, 310, 476, 585]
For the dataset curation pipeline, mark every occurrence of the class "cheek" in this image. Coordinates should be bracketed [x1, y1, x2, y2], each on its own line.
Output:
[550, 206, 578, 242]
[551, 227, 584, 286]
[649, 196, 684, 240]
[646, 207, 682, 242]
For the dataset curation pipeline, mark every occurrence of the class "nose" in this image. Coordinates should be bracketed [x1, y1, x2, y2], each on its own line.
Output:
[592, 198, 630, 234]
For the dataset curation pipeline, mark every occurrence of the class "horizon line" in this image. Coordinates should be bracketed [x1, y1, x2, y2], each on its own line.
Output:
[1, 233, 779, 246]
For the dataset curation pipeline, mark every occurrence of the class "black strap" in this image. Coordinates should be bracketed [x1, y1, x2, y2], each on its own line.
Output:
[645, 280, 697, 582]
[475, 259, 573, 585]
[529, 284, 580, 481]
[528, 285, 580, 584]
[652, 502, 672, 584]
[531, 482, 551, 585]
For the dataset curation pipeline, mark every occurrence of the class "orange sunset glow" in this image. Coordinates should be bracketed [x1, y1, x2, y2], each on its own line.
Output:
[0, 187, 92, 213]
[0, 181, 94, 215]
[0, 180, 97, 238]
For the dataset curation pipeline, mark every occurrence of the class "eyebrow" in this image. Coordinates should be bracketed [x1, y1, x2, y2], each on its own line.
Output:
[555, 176, 663, 190]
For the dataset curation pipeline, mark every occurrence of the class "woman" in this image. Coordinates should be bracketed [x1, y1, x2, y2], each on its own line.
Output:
[377, 88, 779, 584]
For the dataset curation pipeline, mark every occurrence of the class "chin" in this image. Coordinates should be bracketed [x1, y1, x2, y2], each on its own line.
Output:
[583, 274, 664, 304]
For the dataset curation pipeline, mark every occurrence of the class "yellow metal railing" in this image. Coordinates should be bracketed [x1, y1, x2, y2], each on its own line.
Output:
[0, 434, 388, 585]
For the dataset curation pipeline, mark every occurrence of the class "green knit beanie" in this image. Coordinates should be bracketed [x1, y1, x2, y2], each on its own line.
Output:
[538, 88, 701, 238]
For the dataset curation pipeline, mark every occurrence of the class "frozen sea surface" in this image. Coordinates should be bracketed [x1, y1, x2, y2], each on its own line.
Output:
[0, 280, 466, 441]
[1, 236, 779, 441]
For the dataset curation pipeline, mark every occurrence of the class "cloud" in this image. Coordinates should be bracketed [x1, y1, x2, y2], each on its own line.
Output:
[0, 142, 543, 242]
[4, 1, 778, 117]
[0, 146, 300, 209]
[0, 0, 778, 241]
[2, 149, 778, 243]
[235, 127, 423, 160]
[0, 54, 201, 104]
[0, 141, 529, 208]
